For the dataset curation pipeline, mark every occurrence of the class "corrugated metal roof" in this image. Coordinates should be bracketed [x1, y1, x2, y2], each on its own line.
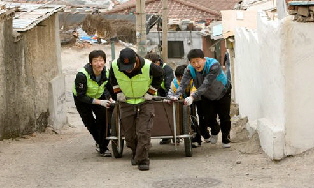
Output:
[288, 1, 314, 6]
[0, 8, 15, 21]
[0, 2, 64, 32]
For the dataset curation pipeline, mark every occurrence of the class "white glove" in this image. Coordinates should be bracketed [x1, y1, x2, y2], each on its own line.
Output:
[184, 96, 194, 106]
[169, 96, 178, 101]
[117, 93, 126, 102]
[144, 93, 154, 101]
[110, 99, 116, 104]
[99, 100, 110, 108]
[163, 99, 172, 104]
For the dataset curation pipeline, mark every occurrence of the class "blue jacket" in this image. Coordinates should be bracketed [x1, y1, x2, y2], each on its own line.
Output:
[176, 57, 230, 100]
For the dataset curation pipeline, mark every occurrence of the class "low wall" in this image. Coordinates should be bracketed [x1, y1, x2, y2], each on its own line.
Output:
[234, 14, 314, 159]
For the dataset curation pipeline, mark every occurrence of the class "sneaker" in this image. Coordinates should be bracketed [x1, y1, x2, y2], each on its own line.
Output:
[138, 160, 150, 171]
[95, 144, 100, 153]
[173, 138, 181, 144]
[210, 135, 218, 144]
[223, 143, 231, 148]
[192, 142, 200, 148]
[100, 149, 112, 157]
[159, 139, 171, 144]
[203, 138, 210, 143]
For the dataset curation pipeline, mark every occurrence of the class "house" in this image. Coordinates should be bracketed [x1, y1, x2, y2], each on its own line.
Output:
[106, 0, 239, 65]
[0, 3, 66, 140]
[222, 0, 314, 160]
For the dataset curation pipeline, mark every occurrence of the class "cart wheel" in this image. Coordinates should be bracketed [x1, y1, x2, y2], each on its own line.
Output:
[111, 106, 124, 158]
[182, 105, 192, 157]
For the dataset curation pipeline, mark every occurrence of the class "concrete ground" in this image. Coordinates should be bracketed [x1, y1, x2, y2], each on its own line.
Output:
[1, 127, 314, 188]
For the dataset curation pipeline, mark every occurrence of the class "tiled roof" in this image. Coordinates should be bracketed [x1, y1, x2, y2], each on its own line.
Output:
[106, 0, 238, 21]
[184, 0, 239, 12]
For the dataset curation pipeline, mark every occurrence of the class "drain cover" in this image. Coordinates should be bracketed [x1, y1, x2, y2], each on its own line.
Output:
[152, 177, 221, 188]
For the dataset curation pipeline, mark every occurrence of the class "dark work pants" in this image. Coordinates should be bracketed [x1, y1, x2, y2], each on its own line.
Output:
[119, 101, 154, 163]
[74, 96, 110, 152]
[190, 103, 199, 137]
[193, 101, 212, 144]
[203, 89, 232, 144]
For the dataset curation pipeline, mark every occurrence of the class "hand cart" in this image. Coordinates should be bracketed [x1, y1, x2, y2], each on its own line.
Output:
[106, 98, 193, 158]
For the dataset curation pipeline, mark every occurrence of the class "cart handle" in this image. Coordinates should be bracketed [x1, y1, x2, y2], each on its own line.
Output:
[152, 96, 184, 102]
[124, 96, 184, 102]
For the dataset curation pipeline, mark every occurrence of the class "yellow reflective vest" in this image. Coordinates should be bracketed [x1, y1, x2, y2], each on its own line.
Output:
[112, 59, 151, 104]
[73, 68, 108, 99]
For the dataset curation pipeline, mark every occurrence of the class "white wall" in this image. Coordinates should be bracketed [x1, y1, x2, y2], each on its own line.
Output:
[234, 12, 314, 159]
[282, 20, 314, 155]
[256, 14, 285, 129]
[234, 28, 261, 121]
[235, 14, 285, 126]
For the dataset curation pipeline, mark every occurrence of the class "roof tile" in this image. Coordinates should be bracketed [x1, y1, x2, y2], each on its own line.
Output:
[107, 0, 238, 21]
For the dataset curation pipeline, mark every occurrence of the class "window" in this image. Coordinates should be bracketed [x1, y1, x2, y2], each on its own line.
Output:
[168, 41, 184, 58]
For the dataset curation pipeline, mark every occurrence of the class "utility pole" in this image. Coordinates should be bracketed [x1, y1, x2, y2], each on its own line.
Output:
[136, 0, 146, 57]
[162, 0, 168, 62]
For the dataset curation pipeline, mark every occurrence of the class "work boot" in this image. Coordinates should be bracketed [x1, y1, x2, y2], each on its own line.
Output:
[131, 152, 137, 165]
[138, 160, 150, 171]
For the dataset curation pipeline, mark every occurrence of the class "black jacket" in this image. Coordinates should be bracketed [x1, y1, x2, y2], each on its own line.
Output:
[158, 61, 174, 97]
[73, 63, 113, 104]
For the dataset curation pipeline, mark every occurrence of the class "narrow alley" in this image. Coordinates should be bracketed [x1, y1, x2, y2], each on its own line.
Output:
[0, 44, 314, 188]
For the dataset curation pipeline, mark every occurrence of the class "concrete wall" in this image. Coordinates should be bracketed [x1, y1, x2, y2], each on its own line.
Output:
[0, 18, 3, 140]
[49, 74, 66, 130]
[147, 31, 203, 65]
[0, 12, 14, 139]
[0, 13, 66, 140]
[49, 13, 67, 130]
[282, 20, 314, 155]
[234, 12, 314, 159]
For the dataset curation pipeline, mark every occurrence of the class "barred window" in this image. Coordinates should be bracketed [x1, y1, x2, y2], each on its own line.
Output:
[168, 41, 184, 58]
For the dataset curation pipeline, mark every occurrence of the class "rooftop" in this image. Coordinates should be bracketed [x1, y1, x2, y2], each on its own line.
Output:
[0, 2, 64, 32]
[106, 0, 239, 21]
